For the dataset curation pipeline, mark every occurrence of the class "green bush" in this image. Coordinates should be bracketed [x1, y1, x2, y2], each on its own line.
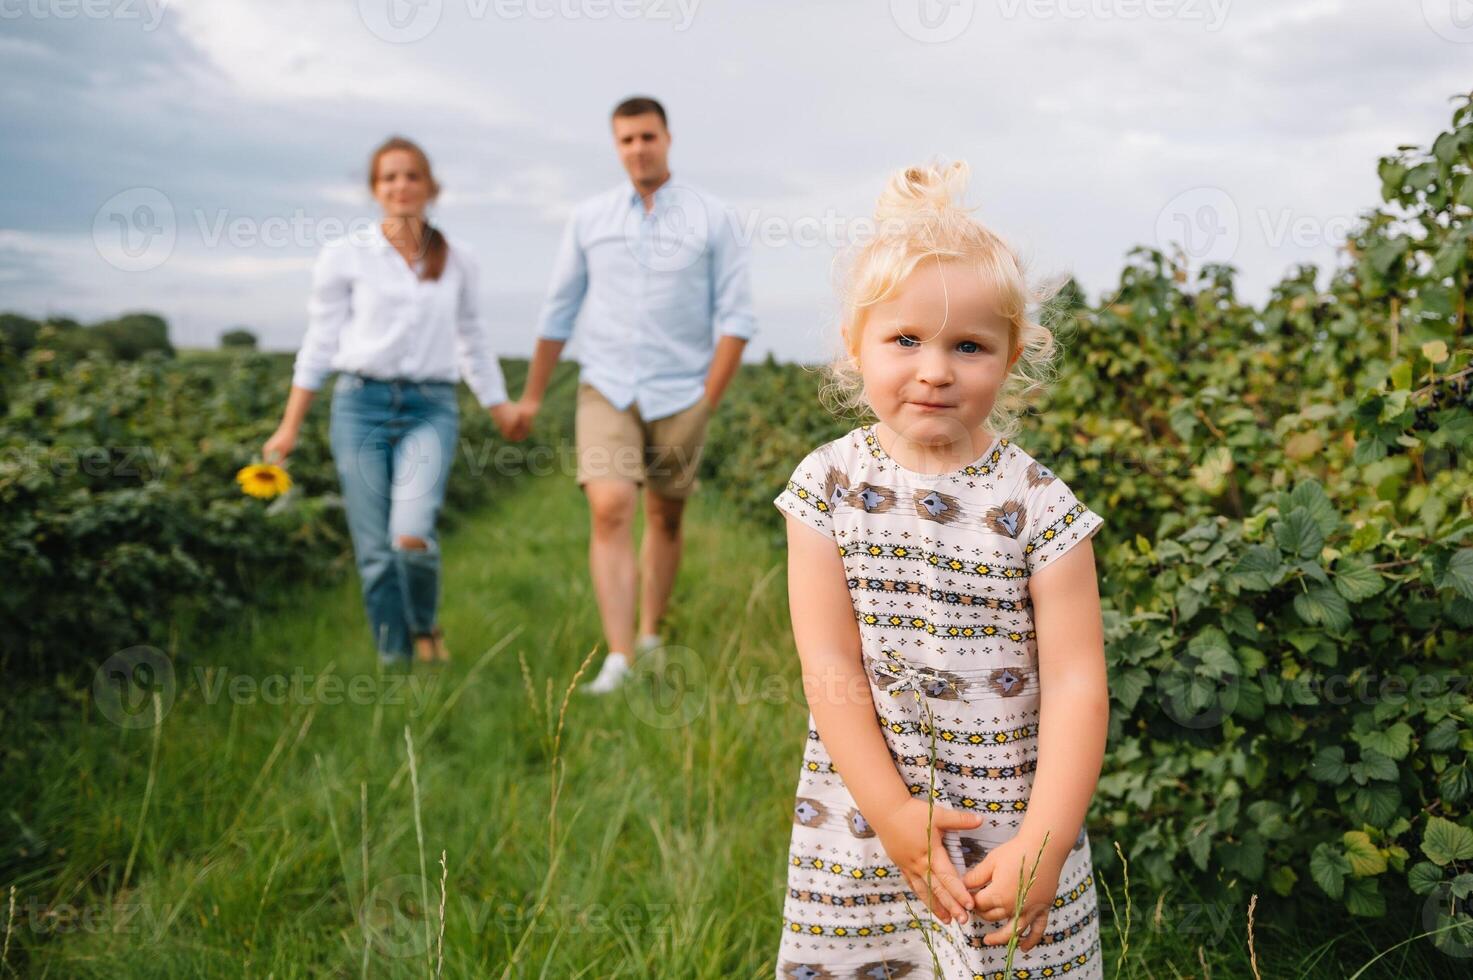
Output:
[0, 348, 577, 681]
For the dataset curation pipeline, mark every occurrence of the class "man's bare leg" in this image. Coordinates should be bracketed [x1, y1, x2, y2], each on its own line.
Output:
[584, 478, 639, 661]
[638, 487, 687, 646]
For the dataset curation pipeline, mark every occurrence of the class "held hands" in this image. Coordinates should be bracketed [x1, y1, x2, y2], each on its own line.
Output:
[962, 833, 1064, 952]
[872, 798, 983, 925]
[490, 399, 536, 442]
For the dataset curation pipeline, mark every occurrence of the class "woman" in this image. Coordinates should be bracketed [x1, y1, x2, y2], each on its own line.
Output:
[264, 136, 522, 666]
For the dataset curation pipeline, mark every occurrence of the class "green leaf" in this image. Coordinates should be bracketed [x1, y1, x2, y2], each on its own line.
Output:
[1426, 719, 1460, 752]
[1358, 723, 1413, 761]
[1367, 237, 1408, 277]
[1353, 783, 1401, 827]
[1439, 765, 1473, 805]
[1231, 545, 1283, 591]
[1422, 816, 1473, 866]
[1287, 481, 1340, 537]
[1409, 861, 1445, 895]
[1113, 666, 1151, 712]
[1440, 549, 1473, 600]
[1294, 586, 1351, 632]
[1344, 877, 1386, 917]
[1269, 865, 1298, 897]
[1310, 746, 1349, 784]
[1352, 749, 1398, 784]
[1186, 826, 1212, 871]
[1311, 842, 1351, 898]
[1189, 627, 1238, 677]
[1431, 230, 1470, 279]
[1275, 508, 1326, 559]
[1333, 560, 1385, 602]
[1343, 831, 1387, 876]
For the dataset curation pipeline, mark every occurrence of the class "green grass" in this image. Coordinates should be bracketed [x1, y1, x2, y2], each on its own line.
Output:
[1, 472, 1465, 977]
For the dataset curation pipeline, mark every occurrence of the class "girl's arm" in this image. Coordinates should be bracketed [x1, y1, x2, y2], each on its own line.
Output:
[963, 537, 1108, 948]
[1017, 537, 1110, 863]
[784, 514, 980, 922]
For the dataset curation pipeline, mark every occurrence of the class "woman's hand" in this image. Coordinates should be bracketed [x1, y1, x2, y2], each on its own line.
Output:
[871, 797, 982, 925]
[963, 834, 1064, 951]
[489, 401, 528, 442]
[263, 426, 297, 466]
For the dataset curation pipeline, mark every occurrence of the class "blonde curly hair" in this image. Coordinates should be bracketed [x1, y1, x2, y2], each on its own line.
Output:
[821, 160, 1066, 440]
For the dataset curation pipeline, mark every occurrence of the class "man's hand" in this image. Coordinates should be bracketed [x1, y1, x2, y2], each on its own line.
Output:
[489, 401, 531, 442]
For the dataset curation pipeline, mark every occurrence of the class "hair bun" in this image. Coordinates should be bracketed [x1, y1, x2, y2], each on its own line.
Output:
[873, 160, 972, 225]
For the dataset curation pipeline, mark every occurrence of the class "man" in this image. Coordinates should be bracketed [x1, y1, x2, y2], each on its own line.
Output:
[510, 96, 755, 693]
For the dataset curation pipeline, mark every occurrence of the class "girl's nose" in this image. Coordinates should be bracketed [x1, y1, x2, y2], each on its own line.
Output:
[915, 351, 952, 386]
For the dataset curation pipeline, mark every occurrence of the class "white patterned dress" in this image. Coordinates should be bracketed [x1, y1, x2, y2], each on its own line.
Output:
[771, 424, 1106, 980]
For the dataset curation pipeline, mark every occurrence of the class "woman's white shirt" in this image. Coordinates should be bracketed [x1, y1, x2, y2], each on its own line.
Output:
[292, 224, 509, 407]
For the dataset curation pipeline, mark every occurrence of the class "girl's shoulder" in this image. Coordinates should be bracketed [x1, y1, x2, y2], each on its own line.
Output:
[794, 426, 870, 470]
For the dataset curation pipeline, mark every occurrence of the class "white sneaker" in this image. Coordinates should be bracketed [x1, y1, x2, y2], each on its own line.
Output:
[582, 652, 631, 694]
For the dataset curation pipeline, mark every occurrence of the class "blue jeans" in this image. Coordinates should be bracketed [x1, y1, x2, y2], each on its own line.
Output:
[329, 373, 460, 662]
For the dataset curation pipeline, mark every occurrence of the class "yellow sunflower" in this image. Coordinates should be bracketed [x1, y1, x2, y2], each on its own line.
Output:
[236, 462, 292, 499]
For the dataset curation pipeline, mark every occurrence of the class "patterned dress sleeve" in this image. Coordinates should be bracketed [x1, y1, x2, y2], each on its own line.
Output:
[772, 444, 837, 541]
[1020, 459, 1104, 575]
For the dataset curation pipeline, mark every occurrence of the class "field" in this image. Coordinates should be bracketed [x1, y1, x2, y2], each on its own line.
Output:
[4, 468, 1463, 978]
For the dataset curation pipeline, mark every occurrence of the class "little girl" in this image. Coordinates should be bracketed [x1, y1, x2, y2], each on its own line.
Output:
[772, 162, 1109, 979]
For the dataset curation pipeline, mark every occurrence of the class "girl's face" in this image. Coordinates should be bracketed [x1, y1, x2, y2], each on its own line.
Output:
[854, 258, 1019, 460]
[372, 148, 433, 220]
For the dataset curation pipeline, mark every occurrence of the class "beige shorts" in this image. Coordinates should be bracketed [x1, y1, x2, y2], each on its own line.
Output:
[574, 382, 713, 499]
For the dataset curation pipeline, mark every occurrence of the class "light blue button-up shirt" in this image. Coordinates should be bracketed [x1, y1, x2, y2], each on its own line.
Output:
[534, 176, 756, 421]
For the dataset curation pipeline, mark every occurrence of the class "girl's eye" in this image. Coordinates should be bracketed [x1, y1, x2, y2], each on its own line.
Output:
[896, 335, 919, 348]
[957, 341, 984, 354]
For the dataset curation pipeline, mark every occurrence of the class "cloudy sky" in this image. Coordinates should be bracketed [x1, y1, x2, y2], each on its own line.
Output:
[1, 0, 1469, 364]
